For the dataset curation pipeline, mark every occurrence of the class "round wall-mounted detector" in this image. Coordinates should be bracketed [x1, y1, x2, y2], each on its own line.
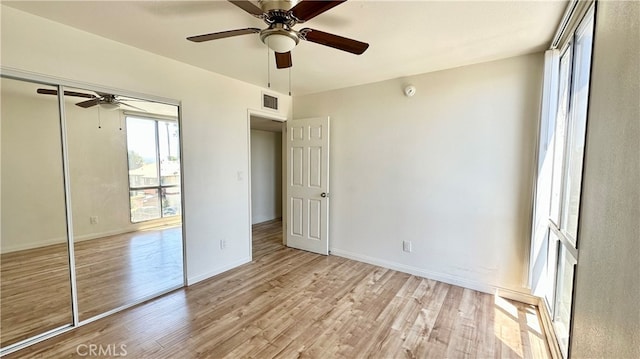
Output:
[404, 85, 416, 97]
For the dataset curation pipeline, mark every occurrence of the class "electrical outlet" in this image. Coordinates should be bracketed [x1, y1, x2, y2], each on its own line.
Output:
[220, 239, 227, 250]
[402, 240, 412, 253]
[90, 216, 99, 225]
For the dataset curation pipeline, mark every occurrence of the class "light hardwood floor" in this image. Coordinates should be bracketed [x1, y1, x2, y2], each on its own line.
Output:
[0, 226, 183, 347]
[3, 218, 550, 358]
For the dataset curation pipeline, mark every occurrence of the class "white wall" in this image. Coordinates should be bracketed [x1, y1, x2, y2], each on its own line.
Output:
[570, 2, 640, 358]
[1, 86, 68, 252]
[1, 6, 291, 284]
[294, 53, 543, 294]
[66, 102, 131, 242]
[250, 129, 282, 224]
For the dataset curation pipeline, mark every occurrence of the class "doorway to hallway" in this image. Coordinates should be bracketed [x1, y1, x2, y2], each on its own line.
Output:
[249, 114, 285, 253]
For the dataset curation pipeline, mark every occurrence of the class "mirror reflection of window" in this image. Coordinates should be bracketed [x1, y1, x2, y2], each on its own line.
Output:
[126, 117, 181, 223]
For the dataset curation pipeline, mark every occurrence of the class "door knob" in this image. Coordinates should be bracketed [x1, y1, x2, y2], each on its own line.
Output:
[321, 192, 328, 198]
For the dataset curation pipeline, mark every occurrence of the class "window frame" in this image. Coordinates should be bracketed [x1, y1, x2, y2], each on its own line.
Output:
[544, 4, 595, 358]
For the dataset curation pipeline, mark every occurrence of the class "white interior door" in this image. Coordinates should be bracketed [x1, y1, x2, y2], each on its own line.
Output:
[286, 117, 330, 255]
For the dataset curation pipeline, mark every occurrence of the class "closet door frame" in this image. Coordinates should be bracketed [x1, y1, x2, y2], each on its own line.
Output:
[0, 69, 187, 356]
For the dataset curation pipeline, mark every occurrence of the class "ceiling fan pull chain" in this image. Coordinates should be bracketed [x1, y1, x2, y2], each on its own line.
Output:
[289, 66, 293, 116]
[267, 44, 271, 88]
[97, 107, 102, 129]
[288, 67, 292, 96]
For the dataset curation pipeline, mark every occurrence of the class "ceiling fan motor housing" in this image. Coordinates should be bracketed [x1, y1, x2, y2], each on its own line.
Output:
[259, 0, 300, 12]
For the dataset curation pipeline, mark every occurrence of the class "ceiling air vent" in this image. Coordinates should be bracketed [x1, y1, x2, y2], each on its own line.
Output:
[262, 92, 278, 111]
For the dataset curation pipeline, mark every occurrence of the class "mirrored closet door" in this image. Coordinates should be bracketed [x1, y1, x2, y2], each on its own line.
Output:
[61, 87, 184, 321]
[0, 78, 74, 347]
[1, 76, 185, 353]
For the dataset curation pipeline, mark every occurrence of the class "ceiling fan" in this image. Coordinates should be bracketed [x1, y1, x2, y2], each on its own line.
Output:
[36, 89, 146, 111]
[187, 0, 369, 69]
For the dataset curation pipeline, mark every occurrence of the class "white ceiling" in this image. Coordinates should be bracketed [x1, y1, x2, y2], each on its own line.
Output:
[3, 0, 567, 96]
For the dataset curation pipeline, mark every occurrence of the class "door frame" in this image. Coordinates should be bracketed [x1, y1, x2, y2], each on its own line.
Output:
[246, 109, 287, 258]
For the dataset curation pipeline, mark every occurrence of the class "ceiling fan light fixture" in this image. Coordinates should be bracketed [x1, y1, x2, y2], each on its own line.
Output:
[266, 33, 297, 53]
[260, 26, 299, 53]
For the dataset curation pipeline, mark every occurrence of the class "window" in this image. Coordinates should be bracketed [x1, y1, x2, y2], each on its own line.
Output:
[561, 14, 594, 243]
[538, 5, 594, 358]
[549, 45, 572, 227]
[553, 241, 578, 353]
[552, 13, 593, 358]
[126, 116, 181, 223]
[530, 3, 594, 358]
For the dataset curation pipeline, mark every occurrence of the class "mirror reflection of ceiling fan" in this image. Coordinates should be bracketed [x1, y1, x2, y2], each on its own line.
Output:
[187, 0, 369, 69]
[36, 88, 146, 111]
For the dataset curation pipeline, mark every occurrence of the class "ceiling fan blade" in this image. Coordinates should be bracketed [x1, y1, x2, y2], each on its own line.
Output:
[36, 88, 58, 96]
[76, 98, 101, 108]
[65, 91, 97, 99]
[36, 88, 96, 98]
[290, 0, 346, 22]
[228, 0, 264, 16]
[187, 28, 261, 42]
[300, 28, 369, 55]
[275, 51, 292, 69]
[118, 102, 147, 112]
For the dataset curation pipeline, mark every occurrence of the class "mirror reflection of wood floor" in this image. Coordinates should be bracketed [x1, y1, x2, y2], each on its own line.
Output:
[3, 218, 550, 358]
[0, 226, 183, 347]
